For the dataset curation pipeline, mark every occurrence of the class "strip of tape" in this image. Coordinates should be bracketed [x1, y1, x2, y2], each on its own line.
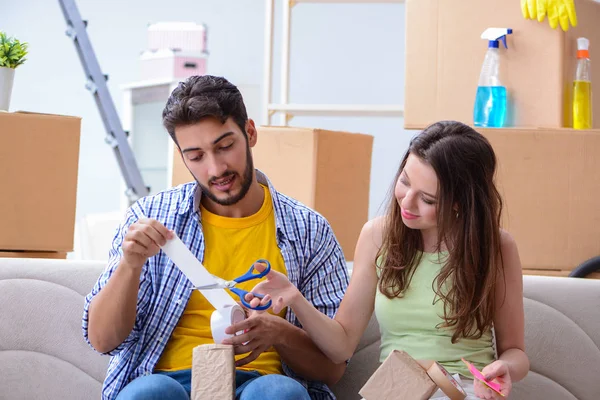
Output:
[426, 362, 467, 400]
[161, 234, 238, 310]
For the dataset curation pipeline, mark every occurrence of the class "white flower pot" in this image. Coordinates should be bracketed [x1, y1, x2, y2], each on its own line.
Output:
[0, 67, 16, 111]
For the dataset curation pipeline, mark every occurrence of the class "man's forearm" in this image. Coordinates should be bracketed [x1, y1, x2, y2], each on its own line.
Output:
[88, 262, 142, 353]
[275, 320, 346, 386]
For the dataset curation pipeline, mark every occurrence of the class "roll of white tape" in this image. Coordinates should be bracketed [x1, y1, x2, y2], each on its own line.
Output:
[426, 362, 467, 400]
[210, 304, 246, 344]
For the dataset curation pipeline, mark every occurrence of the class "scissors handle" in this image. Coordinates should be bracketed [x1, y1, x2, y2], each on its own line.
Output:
[230, 288, 272, 311]
[233, 259, 271, 284]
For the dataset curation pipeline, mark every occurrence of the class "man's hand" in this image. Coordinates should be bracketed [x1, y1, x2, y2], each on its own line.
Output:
[122, 218, 173, 270]
[222, 311, 287, 367]
[243, 262, 300, 314]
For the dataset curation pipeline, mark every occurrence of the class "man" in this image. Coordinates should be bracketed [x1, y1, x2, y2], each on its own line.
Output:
[83, 75, 349, 400]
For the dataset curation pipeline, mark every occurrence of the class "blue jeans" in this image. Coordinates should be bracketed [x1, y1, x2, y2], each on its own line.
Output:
[115, 369, 310, 400]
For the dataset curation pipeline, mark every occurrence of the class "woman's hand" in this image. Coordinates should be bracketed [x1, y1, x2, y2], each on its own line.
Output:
[474, 360, 512, 399]
[244, 262, 301, 314]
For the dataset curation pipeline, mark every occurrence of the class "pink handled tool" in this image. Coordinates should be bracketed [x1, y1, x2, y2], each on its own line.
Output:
[461, 358, 505, 397]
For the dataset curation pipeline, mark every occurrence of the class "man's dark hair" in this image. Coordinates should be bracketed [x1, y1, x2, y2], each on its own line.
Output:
[162, 75, 249, 144]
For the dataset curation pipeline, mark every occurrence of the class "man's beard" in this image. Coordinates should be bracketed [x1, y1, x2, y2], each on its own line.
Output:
[196, 144, 254, 206]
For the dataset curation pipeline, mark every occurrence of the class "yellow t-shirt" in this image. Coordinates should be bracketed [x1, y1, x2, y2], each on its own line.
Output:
[155, 185, 288, 375]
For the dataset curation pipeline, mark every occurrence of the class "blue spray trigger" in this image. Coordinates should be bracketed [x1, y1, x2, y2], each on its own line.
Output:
[500, 29, 513, 49]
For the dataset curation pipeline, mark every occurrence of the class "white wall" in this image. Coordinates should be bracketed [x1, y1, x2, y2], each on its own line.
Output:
[274, 2, 412, 218]
[2, 0, 414, 255]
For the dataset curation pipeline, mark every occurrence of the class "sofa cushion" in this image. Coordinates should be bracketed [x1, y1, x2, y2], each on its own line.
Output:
[510, 371, 578, 400]
[0, 258, 108, 399]
[513, 276, 600, 400]
[1, 259, 599, 400]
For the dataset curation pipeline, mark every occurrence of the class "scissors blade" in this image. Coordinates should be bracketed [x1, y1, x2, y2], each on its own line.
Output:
[193, 283, 223, 290]
[195, 276, 231, 290]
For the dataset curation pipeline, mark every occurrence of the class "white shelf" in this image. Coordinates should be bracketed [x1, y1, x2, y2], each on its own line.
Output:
[263, 0, 404, 126]
[120, 78, 178, 90]
[267, 103, 404, 117]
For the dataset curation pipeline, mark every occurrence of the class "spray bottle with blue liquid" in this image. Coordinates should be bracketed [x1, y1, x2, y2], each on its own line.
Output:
[473, 28, 513, 128]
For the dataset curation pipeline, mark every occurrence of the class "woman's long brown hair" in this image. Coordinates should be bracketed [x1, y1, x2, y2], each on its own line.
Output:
[377, 121, 504, 343]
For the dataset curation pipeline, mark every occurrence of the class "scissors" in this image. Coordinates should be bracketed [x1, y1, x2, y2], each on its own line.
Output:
[193, 259, 273, 311]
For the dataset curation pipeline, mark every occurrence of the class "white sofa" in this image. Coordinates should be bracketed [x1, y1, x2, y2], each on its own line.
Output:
[1, 258, 598, 399]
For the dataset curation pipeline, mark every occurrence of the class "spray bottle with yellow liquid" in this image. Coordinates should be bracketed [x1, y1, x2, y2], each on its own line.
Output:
[573, 37, 592, 129]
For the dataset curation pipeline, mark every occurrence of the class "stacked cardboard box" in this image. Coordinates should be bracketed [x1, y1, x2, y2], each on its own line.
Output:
[0, 112, 81, 259]
[480, 128, 600, 277]
[405, 0, 600, 277]
[171, 126, 374, 261]
[405, 0, 600, 129]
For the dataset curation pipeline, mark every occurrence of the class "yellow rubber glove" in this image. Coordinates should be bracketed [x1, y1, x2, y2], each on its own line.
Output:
[521, 0, 578, 31]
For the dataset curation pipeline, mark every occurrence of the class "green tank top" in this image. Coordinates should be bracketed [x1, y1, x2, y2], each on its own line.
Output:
[374, 252, 495, 378]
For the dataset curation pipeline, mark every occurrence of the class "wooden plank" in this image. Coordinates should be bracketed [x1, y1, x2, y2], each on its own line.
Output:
[0, 251, 67, 259]
[523, 269, 600, 279]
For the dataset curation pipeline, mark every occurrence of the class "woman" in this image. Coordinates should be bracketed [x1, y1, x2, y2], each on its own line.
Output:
[233, 121, 529, 399]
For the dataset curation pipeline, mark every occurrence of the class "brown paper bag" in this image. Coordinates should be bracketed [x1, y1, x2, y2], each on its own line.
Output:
[191, 344, 235, 400]
[359, 350, 437, 400]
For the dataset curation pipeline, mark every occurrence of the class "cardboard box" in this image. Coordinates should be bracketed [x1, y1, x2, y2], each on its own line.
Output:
[140, 49, 207, 81]
[147, 22, 208, 53]
[359, 350, 437, 400]
[191, 344, 235, 400]
[171, 127, 374, 261]
[405, 0, 600, 129]
[171, 148, 192, 187]
[0, 112, 81, 252]
[481, 127, 600, 270]
[0, 251, 67, 259]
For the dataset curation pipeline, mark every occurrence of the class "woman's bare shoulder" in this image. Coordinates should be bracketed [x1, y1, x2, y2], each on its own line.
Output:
[361, 216, 386, 251]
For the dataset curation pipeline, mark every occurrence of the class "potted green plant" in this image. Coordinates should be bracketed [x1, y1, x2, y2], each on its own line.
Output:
[0, 32, 28, 111]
